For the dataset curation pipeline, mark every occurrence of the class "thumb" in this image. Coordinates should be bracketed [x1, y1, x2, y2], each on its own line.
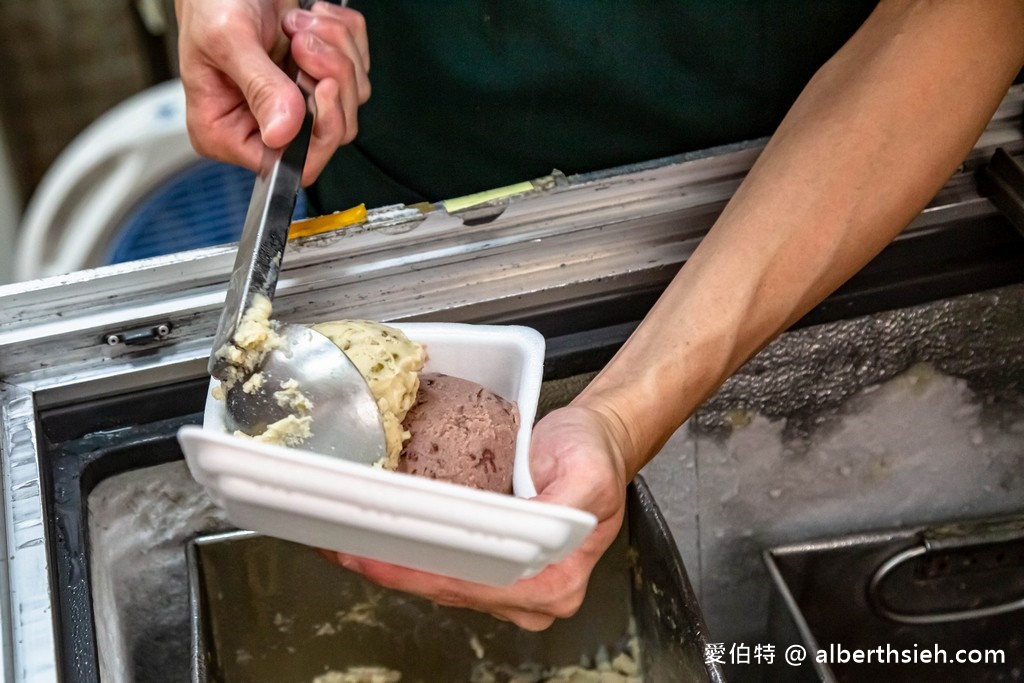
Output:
[220, 39, 306, 149]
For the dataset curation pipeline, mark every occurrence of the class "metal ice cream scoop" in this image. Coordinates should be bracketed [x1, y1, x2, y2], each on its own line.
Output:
[221, 324, 386, 463]
[207, 0, 385, 465]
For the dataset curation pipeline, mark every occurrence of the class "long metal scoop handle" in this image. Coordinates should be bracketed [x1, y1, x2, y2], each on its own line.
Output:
[209, 0, 346, 379]
[208, 46, 318, 380]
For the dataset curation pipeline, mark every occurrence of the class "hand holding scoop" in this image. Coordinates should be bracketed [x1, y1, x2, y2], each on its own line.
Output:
[207, 0, 385, 466]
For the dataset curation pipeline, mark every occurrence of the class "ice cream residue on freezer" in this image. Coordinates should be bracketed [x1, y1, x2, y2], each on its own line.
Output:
[212, 293, 284, 392]
[210, 294, 315, 447]
[313, 667, 401, 683]
[311, 634, 641, 683]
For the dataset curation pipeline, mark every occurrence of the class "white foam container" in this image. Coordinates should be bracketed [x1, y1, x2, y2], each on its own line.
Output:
[177, 323, 596, 586]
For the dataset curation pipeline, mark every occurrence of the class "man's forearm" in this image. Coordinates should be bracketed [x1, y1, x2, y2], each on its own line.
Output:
[576, 0, 1024, 478]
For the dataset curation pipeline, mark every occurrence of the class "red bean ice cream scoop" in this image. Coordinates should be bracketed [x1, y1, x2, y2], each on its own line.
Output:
[397, 373, 520, 494]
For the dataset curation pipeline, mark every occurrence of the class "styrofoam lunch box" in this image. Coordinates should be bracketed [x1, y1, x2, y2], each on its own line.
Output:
[176, 322, 596, 586]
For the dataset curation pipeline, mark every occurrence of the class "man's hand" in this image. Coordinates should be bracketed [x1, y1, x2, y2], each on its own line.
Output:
[321, 404, 631, 631]
[175, 0, 370, 185]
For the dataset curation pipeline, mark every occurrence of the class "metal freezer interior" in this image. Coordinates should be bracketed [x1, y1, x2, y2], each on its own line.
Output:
[188, 478, 719, 682]
[1, 86, 1023, 681]
[764, 516, 1024, 683]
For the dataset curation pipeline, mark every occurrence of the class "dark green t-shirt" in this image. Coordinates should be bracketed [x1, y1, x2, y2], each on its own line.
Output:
[309, 1, 877, 214]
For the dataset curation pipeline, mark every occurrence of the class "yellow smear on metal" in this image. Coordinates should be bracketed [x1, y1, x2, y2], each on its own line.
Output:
[441, 181, 534, 213]
[288, 204, 367, 239]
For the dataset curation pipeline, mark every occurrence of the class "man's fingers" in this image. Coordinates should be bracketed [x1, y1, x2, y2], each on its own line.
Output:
[183, 76, 265, 171]
[302, 78, 350, 185]
[206, 25, 305, 149]
[285, 8, 371, 103]
[328, 551, 591, 627]
[492, 609, 557, 632]
[277, 6, 371, 183]
[295, 31, 363, 182]
[307, 405, 631, 631]
[344, 558, 557, 631]
[341, 557, 505, 609]
[309, 3, 370, 74]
